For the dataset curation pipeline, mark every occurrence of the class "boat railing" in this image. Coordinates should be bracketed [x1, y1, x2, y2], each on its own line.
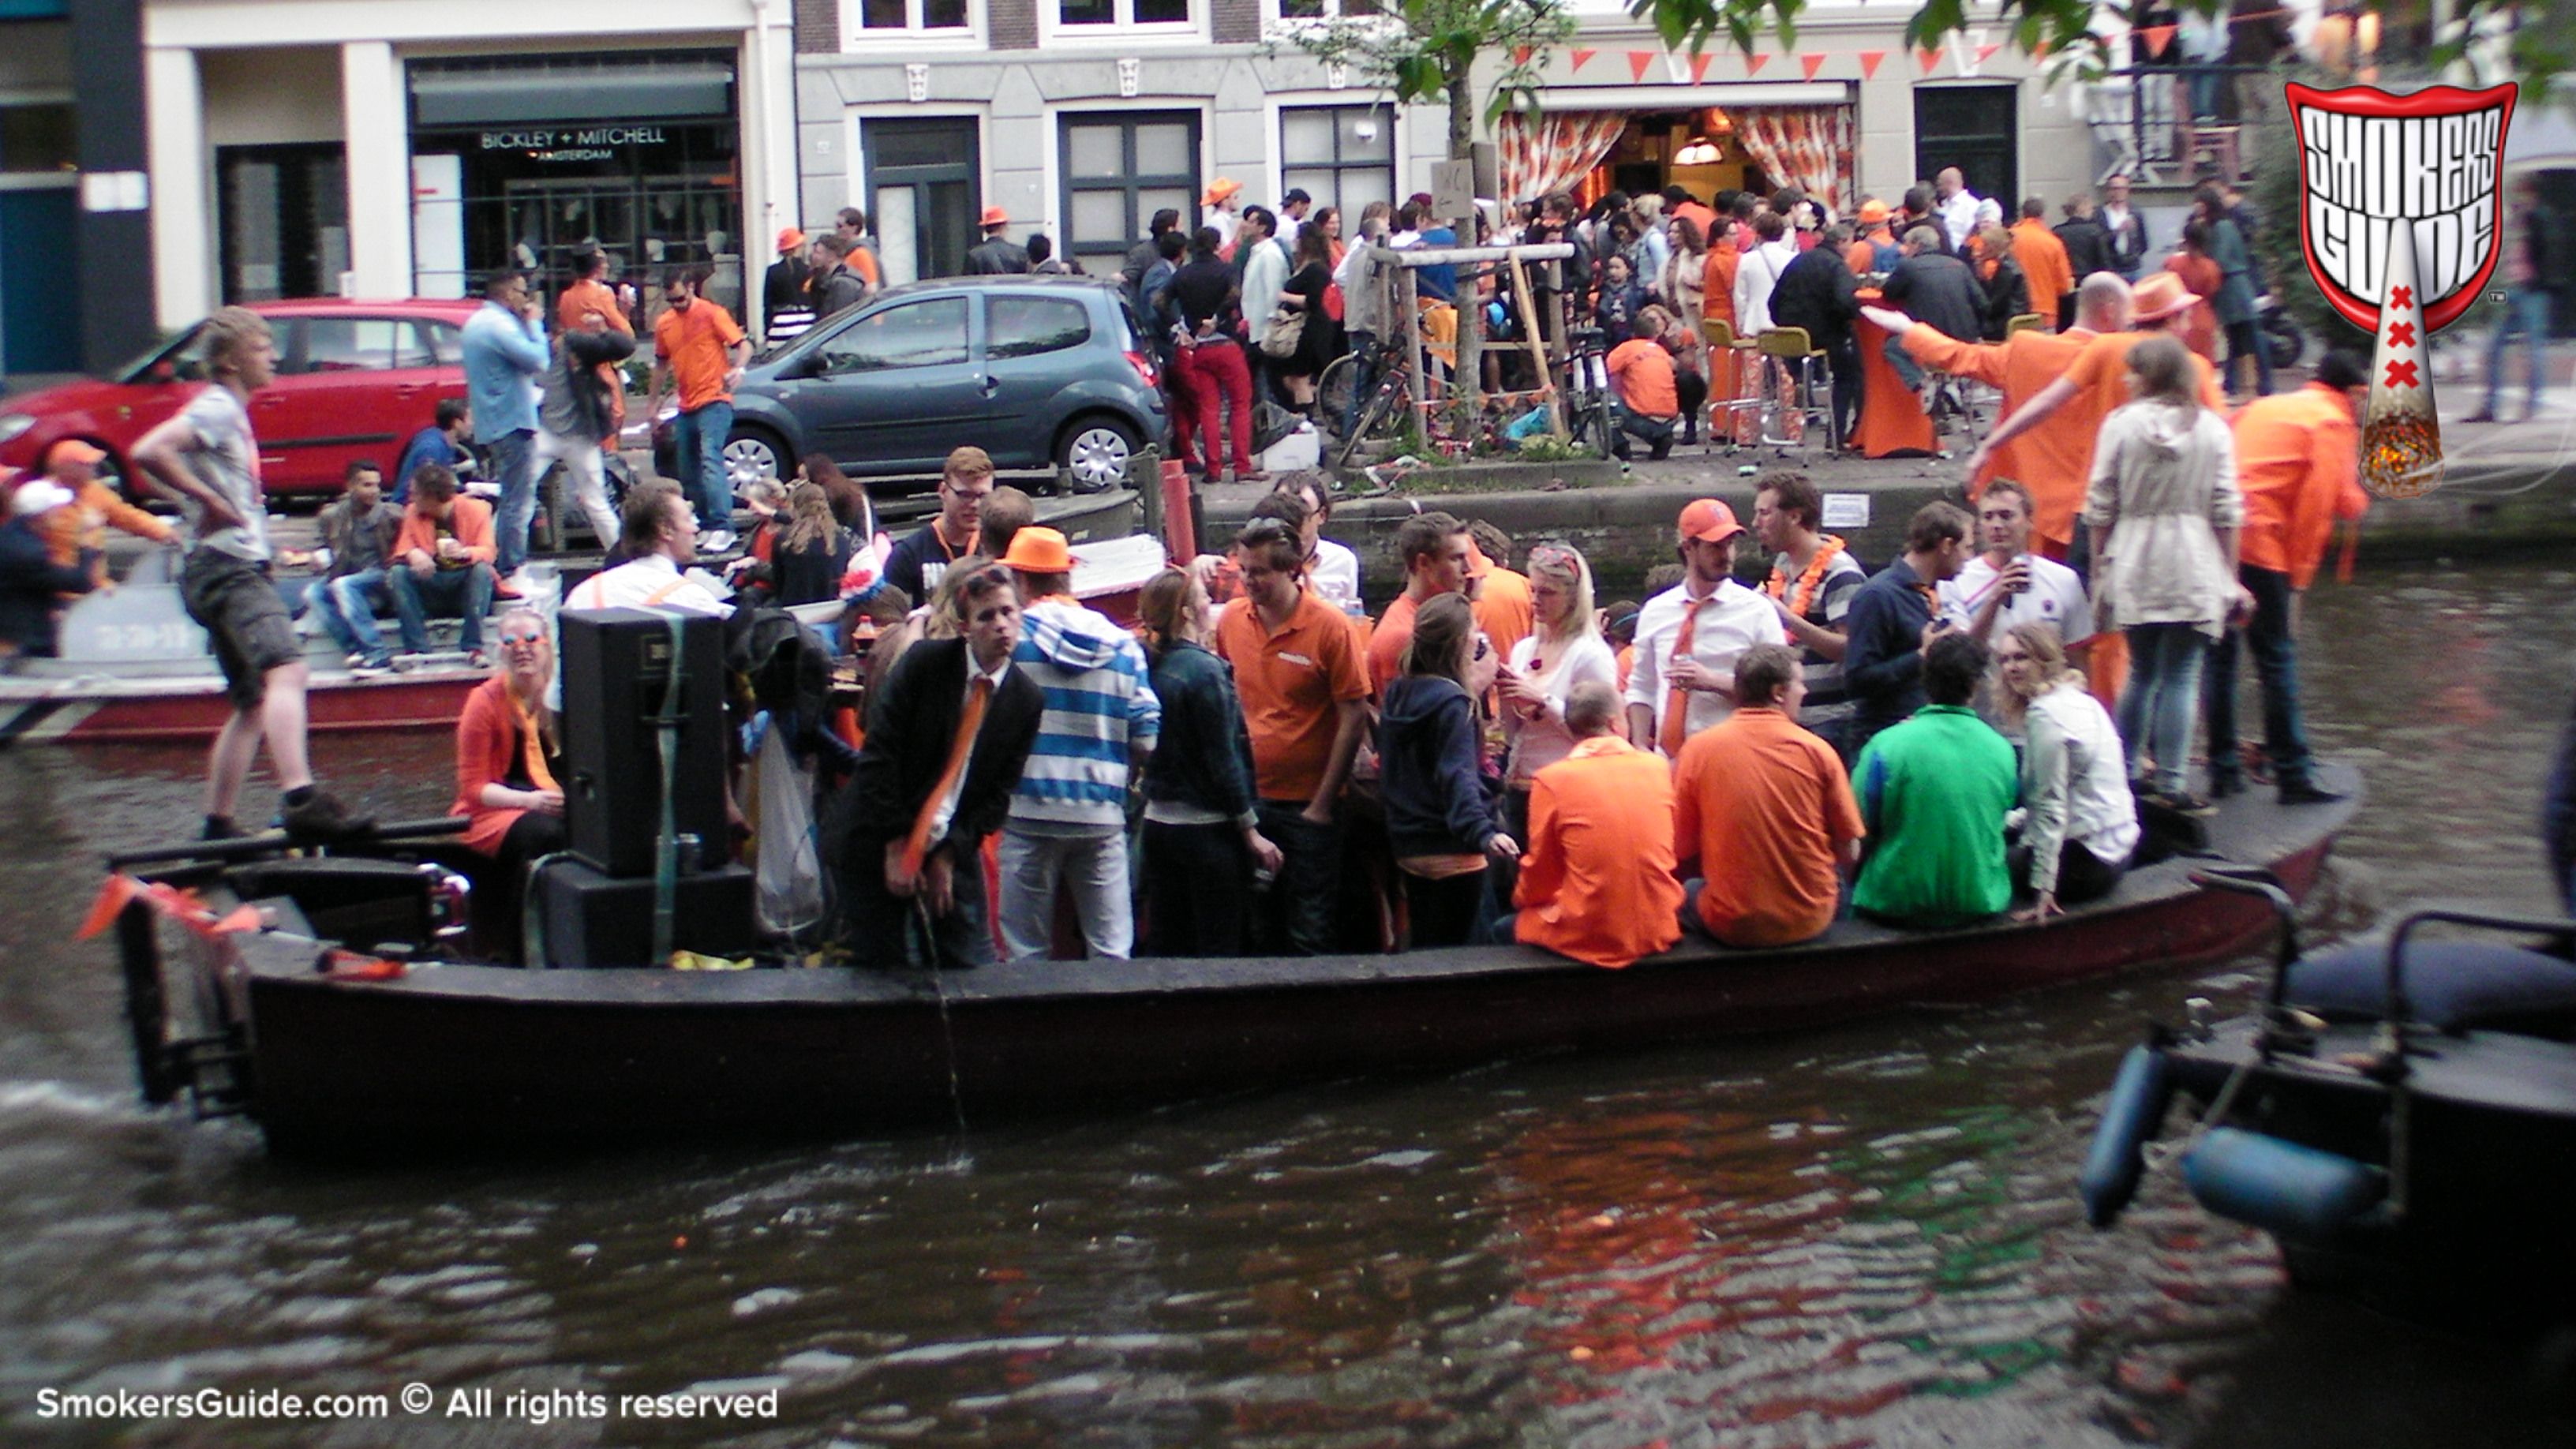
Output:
[107, 816, 470, 872]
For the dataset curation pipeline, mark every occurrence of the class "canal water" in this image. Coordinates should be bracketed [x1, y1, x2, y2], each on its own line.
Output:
[3, 561, 2572, 1447]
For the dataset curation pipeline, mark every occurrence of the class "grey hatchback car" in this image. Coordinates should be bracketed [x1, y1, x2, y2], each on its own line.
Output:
[657, 275, 1166, 494]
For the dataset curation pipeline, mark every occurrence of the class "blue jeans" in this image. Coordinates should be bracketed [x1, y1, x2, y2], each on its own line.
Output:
[1884, 333, 1926, 390]
[309, 567, 391, 662]
[2118, 622, 2211, 795]
[2482, 284, 2552, 414]
[671, 401, 734, 532]
[388, 564, 496, 654]
[485, 429, 535, 576]
[2205, 564, 2312, 788]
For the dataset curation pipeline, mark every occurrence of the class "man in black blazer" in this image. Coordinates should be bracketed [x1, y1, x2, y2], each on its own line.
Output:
[827, 564, 1043, 968]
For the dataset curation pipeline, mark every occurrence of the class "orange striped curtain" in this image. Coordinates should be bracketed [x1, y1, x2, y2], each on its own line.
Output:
[1730, 106, 1856, 213]
[1498, 110, 1630, 205]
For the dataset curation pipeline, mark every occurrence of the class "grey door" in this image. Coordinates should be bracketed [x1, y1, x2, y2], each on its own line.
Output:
[865, 118, 979, 284]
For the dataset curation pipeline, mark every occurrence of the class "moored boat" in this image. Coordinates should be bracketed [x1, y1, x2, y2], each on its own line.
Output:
[111, 769, 2359, 1158]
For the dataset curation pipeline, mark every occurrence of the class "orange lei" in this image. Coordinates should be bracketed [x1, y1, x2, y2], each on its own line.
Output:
[1763, 535, 1848, 643]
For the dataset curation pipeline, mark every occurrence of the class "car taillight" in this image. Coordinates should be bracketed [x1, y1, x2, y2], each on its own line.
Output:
[1125, 350, 1158, 389]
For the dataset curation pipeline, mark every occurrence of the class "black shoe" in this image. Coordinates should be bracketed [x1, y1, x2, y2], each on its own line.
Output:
[1649, 438, 1674, 461]
[2207, 773, 2244, 799]
[2276, 778, 2347, 806]
[2462, 409, 2498, 424]
[281, 788, 375, 841]
[202, 815, 245, 842]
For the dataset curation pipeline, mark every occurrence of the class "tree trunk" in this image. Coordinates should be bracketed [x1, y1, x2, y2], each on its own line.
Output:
[1446, 71, 1482, 421]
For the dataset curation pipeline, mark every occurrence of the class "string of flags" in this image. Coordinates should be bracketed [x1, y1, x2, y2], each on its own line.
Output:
[1532, 6, 2299, 84]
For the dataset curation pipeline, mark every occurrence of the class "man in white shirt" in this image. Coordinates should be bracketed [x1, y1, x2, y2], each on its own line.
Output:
[1624, 499, 1781, 754]
[1937, 477, 2093, 652]
[566, 486, 732, 616]
[1935, 167, 1983, 253]
[1276, 188, 1312, 247]
[1732, 212, 1799, 335]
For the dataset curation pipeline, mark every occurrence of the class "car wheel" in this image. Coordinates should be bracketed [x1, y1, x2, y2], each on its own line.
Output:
[723, 429, 786, 501]
[1058, 415, 1138, 495]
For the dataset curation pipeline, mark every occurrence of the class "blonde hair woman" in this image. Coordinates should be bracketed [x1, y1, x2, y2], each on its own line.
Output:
[1499, 543, 1616, 837]
[1994, 622, 2139, 918]
[451, 606, 562, 961]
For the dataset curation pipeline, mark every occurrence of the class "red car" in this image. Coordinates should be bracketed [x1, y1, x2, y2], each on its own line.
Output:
[0, 298, 480, 499]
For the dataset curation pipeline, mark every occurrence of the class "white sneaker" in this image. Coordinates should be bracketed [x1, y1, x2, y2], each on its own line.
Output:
[702, 529, 738, 553]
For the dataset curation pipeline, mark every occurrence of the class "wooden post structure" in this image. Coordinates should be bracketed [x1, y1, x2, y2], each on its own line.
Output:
[1507, 255, 1563, 437]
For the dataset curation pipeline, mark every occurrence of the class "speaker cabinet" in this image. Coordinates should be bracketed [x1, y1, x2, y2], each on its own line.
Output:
[537, 858, 757, 968]
[560, 608, 729, 878]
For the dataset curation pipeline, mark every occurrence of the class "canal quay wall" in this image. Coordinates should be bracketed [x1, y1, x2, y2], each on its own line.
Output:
[1204, 445, 2576, 592]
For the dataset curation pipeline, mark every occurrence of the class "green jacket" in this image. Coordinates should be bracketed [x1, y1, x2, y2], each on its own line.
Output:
[1851, 705, 2018, 926]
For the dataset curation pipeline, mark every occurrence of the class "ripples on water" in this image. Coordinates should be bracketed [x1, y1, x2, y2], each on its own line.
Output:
[3, 565, 2574, 1447]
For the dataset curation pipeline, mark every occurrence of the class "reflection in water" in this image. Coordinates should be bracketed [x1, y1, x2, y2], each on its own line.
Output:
[2, 565, 2574, 1446]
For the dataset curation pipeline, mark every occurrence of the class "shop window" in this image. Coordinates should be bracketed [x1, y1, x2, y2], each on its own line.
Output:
[818, 298, 969, 373]
[1274, 0, 1380, 18]
[1060, 111, 1200, 271]
[0, 103, 75, 174]
[1914, 85, 2018, 215]
[852, 0, 973, 34]
[986, 296, 1091, 358]
[1280, 106, 1394, 219]
[1058, 0, 1191, 28]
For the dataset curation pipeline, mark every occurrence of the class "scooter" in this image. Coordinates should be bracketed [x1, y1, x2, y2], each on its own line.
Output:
[2259, 294, 2306, 371]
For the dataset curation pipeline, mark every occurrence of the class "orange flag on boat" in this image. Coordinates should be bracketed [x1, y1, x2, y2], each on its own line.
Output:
[76, 874, 139, 939]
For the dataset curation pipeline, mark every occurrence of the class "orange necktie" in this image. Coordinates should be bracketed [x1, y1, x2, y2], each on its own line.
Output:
[900, 676, 993, 880]
[1660, 601, 1701, 757]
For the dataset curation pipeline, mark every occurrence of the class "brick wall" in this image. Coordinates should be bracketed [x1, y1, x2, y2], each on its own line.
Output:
[793, 0, 837, 54]
[1211, 0, 1258, 45]
[990, 0, 1037, 49]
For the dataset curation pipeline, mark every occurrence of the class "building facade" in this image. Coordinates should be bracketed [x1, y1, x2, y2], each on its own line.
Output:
[138, 0, 799, 335]
[788, 0, 2109, 283]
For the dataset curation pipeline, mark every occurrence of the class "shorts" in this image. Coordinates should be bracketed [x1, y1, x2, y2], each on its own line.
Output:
[182, 549, 301, 709]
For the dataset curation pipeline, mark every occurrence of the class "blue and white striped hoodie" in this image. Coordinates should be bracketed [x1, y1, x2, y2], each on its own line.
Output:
[1005, 599, 1162, 829]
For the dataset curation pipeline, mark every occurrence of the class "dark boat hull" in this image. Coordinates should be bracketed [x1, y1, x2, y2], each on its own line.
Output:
[200, 775, 2355, 1155]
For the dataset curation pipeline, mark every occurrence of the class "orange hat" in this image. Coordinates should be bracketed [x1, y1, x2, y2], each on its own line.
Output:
[998, 526, 1079, 574]
[42, 439, 105, 473]
[979, 205, 1010, 228]
[1679, 498, 1747, 545]
[2129, 271, 2200, 322]
[1202, 178, 1241, 206]
[1462, 537, 1495, 578]
[776, 227, 806, 253]
[1857, 200, 1891, 225]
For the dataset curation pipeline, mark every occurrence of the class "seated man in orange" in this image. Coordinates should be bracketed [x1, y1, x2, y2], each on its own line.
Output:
[1672, 642, 1865, 948]
[1506, 680, 1683, 968]
[387, 464, 499, 665]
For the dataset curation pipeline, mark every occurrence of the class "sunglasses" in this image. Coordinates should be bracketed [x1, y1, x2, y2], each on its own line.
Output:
[500, 631, 547, 646]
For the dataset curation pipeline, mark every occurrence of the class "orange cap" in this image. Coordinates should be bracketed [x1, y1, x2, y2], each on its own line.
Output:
[42, 439, 105, 473]
[998, 526, 1079, 574]
[1679, 498, 1746, 544]
[777, 227, 807, 253]
[1857, 200, 1891, 225]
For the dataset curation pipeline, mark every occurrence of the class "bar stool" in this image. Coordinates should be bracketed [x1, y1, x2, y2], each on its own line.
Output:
[1755, 326, 1837, 454]
[1700, 317, 1762, 450]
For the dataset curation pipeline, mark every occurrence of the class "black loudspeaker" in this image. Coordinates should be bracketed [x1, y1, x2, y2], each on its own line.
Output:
[560, 608, 729, 878]
[537, 858, 757, 968]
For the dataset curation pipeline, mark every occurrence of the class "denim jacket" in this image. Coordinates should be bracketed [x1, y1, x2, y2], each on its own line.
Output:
[1143, 640, 1260, 826]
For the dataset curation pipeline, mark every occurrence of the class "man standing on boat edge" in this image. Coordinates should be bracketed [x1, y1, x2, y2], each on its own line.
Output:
[129, 307, 369, 842]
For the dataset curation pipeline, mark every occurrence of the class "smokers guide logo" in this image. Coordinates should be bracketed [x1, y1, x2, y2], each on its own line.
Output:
[2287, 81, 2518, 498]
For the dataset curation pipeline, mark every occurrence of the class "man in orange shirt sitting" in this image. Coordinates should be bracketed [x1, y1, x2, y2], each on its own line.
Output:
[2207, 349, 2369, 806]
[1604, 309, 1682, 461]
[386, 465, 498, 666]
[1671, 642, 1865, 948]
[1508, 680, 1683, 968]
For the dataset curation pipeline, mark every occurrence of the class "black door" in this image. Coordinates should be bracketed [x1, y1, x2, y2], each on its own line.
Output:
[1914, 86, 2018, 214]
[864, 118, 979, 285]
[218, 143, 349, 301]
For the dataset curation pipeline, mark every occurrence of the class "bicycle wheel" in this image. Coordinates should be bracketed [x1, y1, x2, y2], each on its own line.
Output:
[1333, 375, 1408, 468]
[1316, 354, 1362, 441]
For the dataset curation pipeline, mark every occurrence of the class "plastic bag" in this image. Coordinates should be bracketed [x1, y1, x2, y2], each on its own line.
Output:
[752, 724, 826, 939]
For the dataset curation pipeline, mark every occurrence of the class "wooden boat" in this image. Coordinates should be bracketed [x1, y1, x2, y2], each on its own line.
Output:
[3, 490, 1152, 747]
[110, 769, 2359, 1157]
[2081, 878, 2576, 1323]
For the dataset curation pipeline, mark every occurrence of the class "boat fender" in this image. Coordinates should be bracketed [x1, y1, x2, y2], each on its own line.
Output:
[2181, 1127, 2387, 1244]
[2079, 1043, 2175, 1227]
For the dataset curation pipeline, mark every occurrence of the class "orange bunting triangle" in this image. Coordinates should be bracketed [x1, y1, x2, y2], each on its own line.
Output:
[1571, 47, 1596, 73]
[208, 904, 263, 937]
[1917, 47, 1943, 76]
[2034, 39, 2054, 59]
[1628, 51, 1656, 82]
[1800, 53, 1828, 80]
[1857, 50, 1886, 79]
[1511, 45, 1533, 66]
[1743, 53, 1769, 77]
[77, 874, 140, 941]
[1976, 43, 2001, 64]
[2140, 24, 2176, 58]
[1690, 53, 1713, 84]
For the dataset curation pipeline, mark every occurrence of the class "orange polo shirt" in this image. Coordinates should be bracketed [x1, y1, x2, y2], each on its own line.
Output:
[1215, 586, 1369, 803]
[1606, 339, 1679, 417]
[1904, 325, 2096, 550]
[1368, 591, 1421, 698]
[1473, 567, 1535, 665]
[1512, 736, 1684, 968]
[2012, 219, 2075, 314]
[2233, 384, 2369, 590]
[557, 279, 633, 336]
[2016, 328, 2230, 545]
[1672, 706, 1865, 948]
[653, 299, 747, 411]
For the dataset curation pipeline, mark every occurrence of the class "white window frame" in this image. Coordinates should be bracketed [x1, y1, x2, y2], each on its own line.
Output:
[1037, 0, 1208, 49]
[1267, 96, 1405, 222]
[839, 0, 985, 50]
[1261, 0, 1387, 24]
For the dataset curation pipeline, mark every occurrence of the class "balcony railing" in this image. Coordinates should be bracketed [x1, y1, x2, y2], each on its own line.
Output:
[2084, 62, 2284, 187]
